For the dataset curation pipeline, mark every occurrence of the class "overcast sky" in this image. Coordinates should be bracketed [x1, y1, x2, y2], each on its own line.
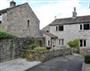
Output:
[0, 0, 90, 29]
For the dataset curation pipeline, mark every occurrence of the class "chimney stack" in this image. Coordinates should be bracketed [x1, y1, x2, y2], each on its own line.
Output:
[72, 7, 77, 18]
[10, 0, 16, 8]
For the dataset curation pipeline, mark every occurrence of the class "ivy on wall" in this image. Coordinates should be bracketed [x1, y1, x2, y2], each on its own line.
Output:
[0, 31, 14, 39]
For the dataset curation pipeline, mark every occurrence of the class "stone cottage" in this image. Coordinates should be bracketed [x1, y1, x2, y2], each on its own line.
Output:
[42, 7, 90, 48]
[0, 1, 40, 38]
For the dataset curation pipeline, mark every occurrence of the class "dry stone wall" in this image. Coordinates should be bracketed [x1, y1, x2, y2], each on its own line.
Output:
[0, 38, 31, 63]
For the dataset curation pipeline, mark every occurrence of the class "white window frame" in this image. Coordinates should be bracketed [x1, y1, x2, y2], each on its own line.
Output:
[59, 39, 64, 45]
[80, 23, 90, 30]
[80, 39, 86, 47]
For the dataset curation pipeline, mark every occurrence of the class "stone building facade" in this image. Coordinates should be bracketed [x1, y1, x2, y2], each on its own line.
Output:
[42, 7, 90, 48]
[0, 1, 40, 38]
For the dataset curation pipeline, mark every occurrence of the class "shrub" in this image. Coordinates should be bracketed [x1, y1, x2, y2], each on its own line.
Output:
[67, 39, 79, 48]
[84, 55, 90, 64]
[0, 31, 14, 39]
[67, 39, 80, 53]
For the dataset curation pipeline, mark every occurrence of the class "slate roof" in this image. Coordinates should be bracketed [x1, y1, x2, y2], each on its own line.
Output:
[49, 15, 90, 26]
[0, 3, 28, 14]
[41, 31, 57, 38]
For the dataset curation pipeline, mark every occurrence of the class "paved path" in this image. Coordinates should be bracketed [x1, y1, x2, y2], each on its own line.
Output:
[27, 55, 84, 71]
[84, 64, 90, 71]
[0, 58, 41, 71]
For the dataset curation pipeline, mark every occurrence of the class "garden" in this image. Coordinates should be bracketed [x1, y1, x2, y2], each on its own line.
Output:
[20, 38, 71, 62]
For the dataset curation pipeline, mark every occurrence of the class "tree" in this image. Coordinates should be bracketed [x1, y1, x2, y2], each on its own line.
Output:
[67, 39, 80, 53]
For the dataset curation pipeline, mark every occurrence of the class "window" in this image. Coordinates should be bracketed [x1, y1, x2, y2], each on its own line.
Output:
[0, 21, 1, 24]
[84, 24, 90, 30]
[84, 40, 86, 47]
[59, 39, 64, 45]
[80, 39, 86, 47]
[80, 24, 90, 30]
[59, 25, 64, 31]
[80, 24, 82, 30]
[56, 26, 58, 31]
[0, 14, 2, 21]
[48, 40, 50, 46]
[27, 20, 30, 27]
[80, 40, 82, 46]
[56, 25, 64, 31]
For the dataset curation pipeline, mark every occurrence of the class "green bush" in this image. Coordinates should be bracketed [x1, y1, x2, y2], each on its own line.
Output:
[67, 39, 80, 53]
[85, 55, 90, 64]
[0, 31, 14, 39]
[67, 39, 79, 48]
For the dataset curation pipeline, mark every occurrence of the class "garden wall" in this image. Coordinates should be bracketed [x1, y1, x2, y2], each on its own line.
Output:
[80, 48, 90, 55]
[0, 38, 72, 63]
[22, 48, 72, 62]
[0, 38, 31, 63]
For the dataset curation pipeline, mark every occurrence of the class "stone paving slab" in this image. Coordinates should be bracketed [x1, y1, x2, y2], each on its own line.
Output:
[0, 58, 41, 71]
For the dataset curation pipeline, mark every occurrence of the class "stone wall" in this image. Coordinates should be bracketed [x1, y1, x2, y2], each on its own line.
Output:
[0, 38, 72, 63]
[22, 48, 72, 62]
[2, 3, 40, 37]
[80, 48, 90, 55]
[0, 38, 31, 63]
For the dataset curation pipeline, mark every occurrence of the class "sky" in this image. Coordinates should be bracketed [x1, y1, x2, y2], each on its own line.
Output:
[0, 0, 90, 29]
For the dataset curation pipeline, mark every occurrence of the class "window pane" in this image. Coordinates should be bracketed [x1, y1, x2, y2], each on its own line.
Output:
[27, 20, 29, 27]
[48, 40, 50, 46]
[84, 24, 90, 30]
[84, 40, 86, 47]
[0, 16, 2, 21]
[59, 26, 64, 31]
[59, 39, 60, 45]
[59, 39, 64, 45]
[62, 39, 64, 45]
[80, 24, 82, 30]
[80, 40, 82, 47]
[0, 21, 1, 24]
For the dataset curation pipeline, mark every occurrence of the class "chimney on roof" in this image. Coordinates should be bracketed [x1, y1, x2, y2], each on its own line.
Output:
[72, 7, 77, 18]
[10, 0, 16, 8]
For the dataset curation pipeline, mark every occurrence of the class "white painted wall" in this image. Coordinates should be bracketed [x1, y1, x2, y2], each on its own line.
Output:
[50, 23, 90, 48]
[43, 34, 51, 47]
